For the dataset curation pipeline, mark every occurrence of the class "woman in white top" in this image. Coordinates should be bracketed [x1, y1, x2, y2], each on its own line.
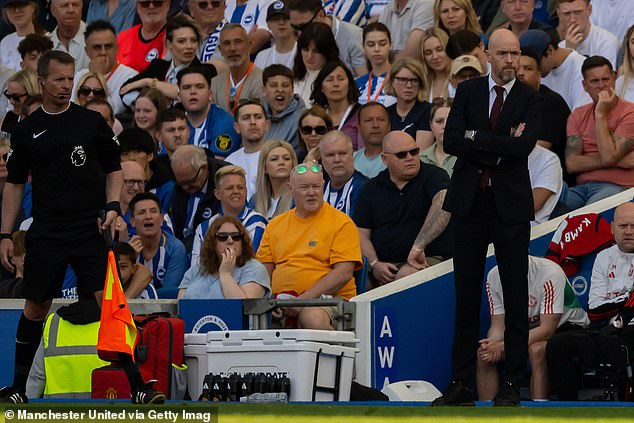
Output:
[617, 24, 634, 102]
[416, 28, 452, 102]
[0, 0, 43, 71]
[293, 22, 340, 107]
[249, 140, 298, 221]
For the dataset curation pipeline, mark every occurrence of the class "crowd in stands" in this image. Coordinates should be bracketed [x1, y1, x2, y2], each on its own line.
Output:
[1, 0, 634, 401]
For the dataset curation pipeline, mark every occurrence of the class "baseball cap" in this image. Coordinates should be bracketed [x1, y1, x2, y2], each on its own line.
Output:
[267, 0, 289, 21]
[2, 0, 31, 7]
[451, 55, 482, 77]
[519, 29, 551, 61]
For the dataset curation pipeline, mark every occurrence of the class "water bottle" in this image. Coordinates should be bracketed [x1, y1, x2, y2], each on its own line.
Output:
[240, 392, 288, 403]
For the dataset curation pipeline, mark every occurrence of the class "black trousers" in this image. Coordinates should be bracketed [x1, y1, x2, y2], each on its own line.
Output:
[450, 189, 530, 387]
[546, 327, 634, 400]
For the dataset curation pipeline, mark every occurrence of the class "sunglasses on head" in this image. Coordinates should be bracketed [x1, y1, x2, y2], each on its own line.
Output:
[78, 86, 106, 97]
[138, 0, 165, 8]
[384, 147, 420, 159]
[300, 125, 328, 136]
[214, 232, 243, 242]
[295, 163, 322, 174]
[194, 0, 222, 8]
[3, 90, 27, 102]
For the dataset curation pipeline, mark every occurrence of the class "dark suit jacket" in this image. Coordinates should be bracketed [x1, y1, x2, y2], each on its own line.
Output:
[442, 76, 543, 223]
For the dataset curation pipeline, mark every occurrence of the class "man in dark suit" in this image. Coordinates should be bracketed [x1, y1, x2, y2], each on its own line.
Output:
[432, 28, 543, 407]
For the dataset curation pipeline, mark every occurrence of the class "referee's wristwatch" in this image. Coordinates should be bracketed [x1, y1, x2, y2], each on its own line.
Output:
[0, 233, 11, 241]
[465, 130, 477, 141]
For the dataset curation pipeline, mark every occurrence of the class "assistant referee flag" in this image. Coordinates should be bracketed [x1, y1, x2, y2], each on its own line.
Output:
[97, 250, 138, 361]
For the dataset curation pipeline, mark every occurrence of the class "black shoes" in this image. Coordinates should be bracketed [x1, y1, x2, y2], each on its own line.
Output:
[493, 381, 521, 406]
[131, 380, 166, 404]
[431, 380, 475, 406]
[0, 386, 28, 404]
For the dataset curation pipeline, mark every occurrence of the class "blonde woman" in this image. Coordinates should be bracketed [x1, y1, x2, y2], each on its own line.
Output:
[248, 140, 298, 220]
[73, 72, 108, 106]
[617, 24, 634, 102]
[384, 58, 433, 149]
[1, 69, 39, 134]
[417, 28, 452, 101]
[433, 0, 483, 36]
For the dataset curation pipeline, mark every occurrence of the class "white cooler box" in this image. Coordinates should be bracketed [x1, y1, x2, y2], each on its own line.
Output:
[185, 329, 359, 401]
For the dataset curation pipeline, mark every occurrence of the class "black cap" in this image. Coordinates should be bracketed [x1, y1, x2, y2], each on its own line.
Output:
[266, 0, 289, 21]
[2, 0, 31, 7]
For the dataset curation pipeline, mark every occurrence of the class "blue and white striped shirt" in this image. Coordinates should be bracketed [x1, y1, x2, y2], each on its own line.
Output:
[225, 0, 272, 34]
[323, 0, 367, 27]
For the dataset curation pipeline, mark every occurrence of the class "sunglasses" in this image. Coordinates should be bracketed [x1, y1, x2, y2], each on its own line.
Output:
[78, 86, 106, 97]
[1, 153, 7, 162]
[290, 10, 319, 34]
[384, 147, 420, 159]
[124, 179, 145, 187]
[3, 90, 27, 102]
[214, 232, 243, 242]
[300, 125, 328, 136]
[138, 0, 165, 8]
[193, 0, 222, 8]
[295, 163, 322, 174]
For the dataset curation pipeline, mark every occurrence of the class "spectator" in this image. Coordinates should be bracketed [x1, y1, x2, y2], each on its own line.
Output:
[355, 131, 451, 287]
[226, 99, 270, 198]
[616, 25, 634, 103]
[128, 192, 188, 299]
[292, 21, 339, 107]
[321, 131, 368, 217]
[249, 140, 297, 220]
[189, 0, 226, 65]
[50, 0, 89, 71]
[445, 29, 489, 74]
[224, 0, 272, 55]
[120, 14, 204, 103]
[211, 24, 263, 115]
[177, 65, 240, 158]
[556, 0, 619, 69]
[170, 145, 227, 250]
[78, 20, 138, 116]
[384, 58, 432, 149]
[297, 105, 333, 163]
[85, 99, 124, 135]
[1, 70, 39, 135]
[528, 143, 563, 226]
[588, 0, 634, 43]
[356, 22, 396, 107]
[323, 0, 367, 27]
[520, 28, 591, 111]
[311, 61, 362, 151]
[191, 165, 267, 264]
[155, 107, 189, 167]
[257, 162, 362, 330]
[355, 101, 390, 178]
[16, 33, 52, 72]
[547, 201, 634, 400]
[289, 0, 366, 77]
[562, 56, 634, 209]
[133, 88, 168, 146]
[86, 0, 135, 34]
[420, 97, 456, 176]
[0, 0, 43, 71]
[119, 128, 175, 213]
[180, 215, 270, 299]
[517, 48, 572, 187]
[378, 0, 434, 57]
[113, 242, 153, 299]
[416, 27, 452, 101]
[433, 0, 483, 36]
[117, 0, 169, 72]
[72, 71, 107, 106]
[498, 0, 557, 39]
[477, 256, 589, 401]
[261, 65, 306, 156]
[255, 1, 297, 70]
[448, 54, 482, 93]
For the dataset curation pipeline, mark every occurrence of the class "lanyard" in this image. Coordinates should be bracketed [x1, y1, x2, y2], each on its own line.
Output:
[366, 72, 386, 103]
[105, 63, 120, 81]
[225, 62, 255, 114]
[337, 104, 354, 130]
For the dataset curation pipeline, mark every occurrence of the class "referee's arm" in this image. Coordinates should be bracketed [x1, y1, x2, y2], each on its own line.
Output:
[0, 182, 25, 271]
[102, 170, 124, 232]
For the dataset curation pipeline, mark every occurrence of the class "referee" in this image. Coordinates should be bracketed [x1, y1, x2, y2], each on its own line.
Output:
[0, 51, 162, 404]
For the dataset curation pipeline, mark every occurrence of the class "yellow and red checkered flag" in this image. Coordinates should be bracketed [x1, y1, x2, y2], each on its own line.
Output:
[97, 249, 138, 361]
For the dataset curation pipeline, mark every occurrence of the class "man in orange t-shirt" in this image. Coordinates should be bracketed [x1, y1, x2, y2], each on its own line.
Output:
[256, 163, 362, 330]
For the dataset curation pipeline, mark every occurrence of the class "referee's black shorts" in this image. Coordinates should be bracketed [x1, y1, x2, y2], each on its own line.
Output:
[22, 217, 107, 302]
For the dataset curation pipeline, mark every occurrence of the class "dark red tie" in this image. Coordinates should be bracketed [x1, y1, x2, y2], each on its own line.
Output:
[480, 85, 505, 188]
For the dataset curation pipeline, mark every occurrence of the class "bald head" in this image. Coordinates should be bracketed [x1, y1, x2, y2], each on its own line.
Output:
[171, 145, 209, 193]
[121, 160, 146, 205]
[487, 29, 520, 85]
[382, 131, 416, 151]
[612, 202, 634, 253]
[122, 160, 145, 179]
